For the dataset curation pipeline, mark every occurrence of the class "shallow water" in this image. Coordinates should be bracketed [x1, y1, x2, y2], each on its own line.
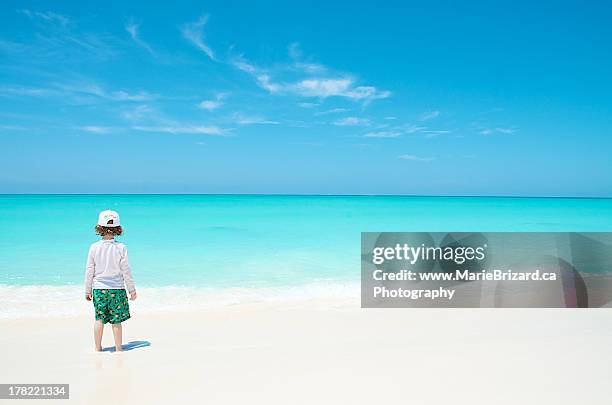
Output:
[2, 195, 611, 287]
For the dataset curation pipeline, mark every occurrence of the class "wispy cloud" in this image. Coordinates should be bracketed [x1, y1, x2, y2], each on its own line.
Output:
[0, 124, 28, 131]
[295, 78, 390, 101]
[1, 81, 155, 104]
[315, 108, 349, 116]
[403, 124, 427, 133]
[293, 62, 327, 74]
[125, 19, 155, 56]
[120, 104, 231, 136]
[197, 93, 227, 111]
[363, 131, 401, 138]
[2, 83, 154, 103]
[233, 113, 279, 125]
[288, 42, 302, 59]
[18, 9, 70, 26]
[13, 9, 120, 62]
[231, 57, 283, 93]
[0, 85, 53, 97]
[231, 57, 257, 74]
[332, 116, 370, 126]
[76, 122, 229, 136]
[398, 154, 434, 162]
[254, 74, 281, 93]
[395, 124, 450, 138]
[198, 100, 222, 111]
[0, 39, 27, 53]
[287, 42, 327, 74]
[181, 14, 215, 61]
[121, 104, 154, 121]
[422, 129, 451, 138]
[132, 125, 228, 135]
[111, 90, 154, 101]
[480, 127, 516, 135]
[231, 55, 390, 103]
[421, 110, 440, 121]
[23, 82, 158, 103]
[72, 84, 155, 102]
[79, 125, 113, 134]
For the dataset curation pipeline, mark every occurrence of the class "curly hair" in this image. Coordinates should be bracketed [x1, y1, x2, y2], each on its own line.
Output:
[95, 225, 123, 237]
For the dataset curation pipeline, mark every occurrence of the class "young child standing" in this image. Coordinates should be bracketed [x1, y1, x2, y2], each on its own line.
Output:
[85, 210, 137, 352]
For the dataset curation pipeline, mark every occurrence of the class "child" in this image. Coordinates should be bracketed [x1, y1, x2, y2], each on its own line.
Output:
[84, 210, 137, 352]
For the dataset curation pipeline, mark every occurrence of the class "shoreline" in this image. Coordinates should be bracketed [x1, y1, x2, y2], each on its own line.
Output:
[5, 270, 612, 319]
[0, 281, 360, 319]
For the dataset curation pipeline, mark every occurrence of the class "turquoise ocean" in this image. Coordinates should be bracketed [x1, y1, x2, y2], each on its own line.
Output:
[1, 195, 612, 317]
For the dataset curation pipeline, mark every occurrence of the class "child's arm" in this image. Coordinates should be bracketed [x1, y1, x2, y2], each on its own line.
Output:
[84, 245, 95, 300]
[119, 246, 137, 299]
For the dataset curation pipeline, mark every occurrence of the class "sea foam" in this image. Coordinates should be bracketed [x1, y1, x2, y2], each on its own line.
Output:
[0, 281, 360, 319]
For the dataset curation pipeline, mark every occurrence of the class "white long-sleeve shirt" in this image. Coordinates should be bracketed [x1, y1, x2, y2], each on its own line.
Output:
[84, 239, 136, 294]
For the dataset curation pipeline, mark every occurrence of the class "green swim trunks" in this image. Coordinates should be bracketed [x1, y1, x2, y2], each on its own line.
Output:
[93, 289, 131, 324]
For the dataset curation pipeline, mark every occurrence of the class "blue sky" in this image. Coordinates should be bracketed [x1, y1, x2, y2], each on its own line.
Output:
[1, 1, 611, 196]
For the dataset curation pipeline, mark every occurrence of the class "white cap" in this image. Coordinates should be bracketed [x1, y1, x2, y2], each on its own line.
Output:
[98, 210, 121, 227]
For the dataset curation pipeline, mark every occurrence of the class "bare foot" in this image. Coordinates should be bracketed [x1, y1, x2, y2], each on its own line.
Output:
[95, 347, 102, 352]
[115, 347, 123, 353]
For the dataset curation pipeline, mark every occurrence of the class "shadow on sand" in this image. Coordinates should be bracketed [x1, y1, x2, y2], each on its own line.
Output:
[102, 340, 151, 352]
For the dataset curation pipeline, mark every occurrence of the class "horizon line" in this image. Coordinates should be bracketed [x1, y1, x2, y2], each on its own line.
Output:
[1, 193, 611, 200]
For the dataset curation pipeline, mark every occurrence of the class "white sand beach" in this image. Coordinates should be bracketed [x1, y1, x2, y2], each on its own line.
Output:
[1, 302, 611, 405]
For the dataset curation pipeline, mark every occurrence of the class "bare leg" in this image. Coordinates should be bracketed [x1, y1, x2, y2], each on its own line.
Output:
[112, 323, 123, 352]
[94, 320, 104, 351]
